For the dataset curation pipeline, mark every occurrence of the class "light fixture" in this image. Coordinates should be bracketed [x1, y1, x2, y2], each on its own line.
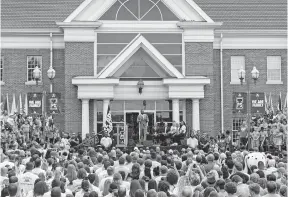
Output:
[251, 66, 259, 84]
[238, 67, 246, 85]
[33, 66, 41, 86]
[137, 79, 144, 94]
[47, 67, 56, 80]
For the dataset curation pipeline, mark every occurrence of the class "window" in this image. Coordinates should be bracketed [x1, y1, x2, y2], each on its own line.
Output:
[27, 56, 42, 82]
[97, 33, 182, 74]
[99, 0, 179, 21]
[231, 56, 245, 83]
[232, 117, 244, 142]
[0, 57, 3, 81]
[267, 56, 281, 82]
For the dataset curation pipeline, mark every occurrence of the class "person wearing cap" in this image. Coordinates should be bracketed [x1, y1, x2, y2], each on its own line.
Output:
[18, 162, 39, 196]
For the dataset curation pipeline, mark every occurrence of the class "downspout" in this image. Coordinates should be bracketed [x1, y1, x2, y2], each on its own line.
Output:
[220, 33, 224, 133]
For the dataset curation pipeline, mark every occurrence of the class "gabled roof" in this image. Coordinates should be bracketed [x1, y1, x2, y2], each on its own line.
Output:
[1, 0, 287, 30]
[65, 0, 214, 22]
[97, 34, 184, 79]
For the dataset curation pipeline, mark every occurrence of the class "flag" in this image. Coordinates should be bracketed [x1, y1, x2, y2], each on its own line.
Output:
[268, 92, 274, 114]
[277, 92, 282, 111]
[264, 93, 269, 114]
[10, 93, 17, 114]
[0, 94, 4, 112]
[3, 93, 10, 114]
[103, 105, 113, 134]
[283, 92, 287, 112]
[24, 93, 28, 115]
[19, 93, 23, 114]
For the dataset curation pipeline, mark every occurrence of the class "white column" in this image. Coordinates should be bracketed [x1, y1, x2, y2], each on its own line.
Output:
[172, 99, 180, 123]
[93, 100, 97, 134]
[192, 99, 200, 131]
[103, 99, 110, 126]
[82, 99, 90, 140]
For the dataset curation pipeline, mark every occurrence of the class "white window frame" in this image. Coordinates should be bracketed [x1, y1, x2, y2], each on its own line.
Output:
[230, 56, 245, 84]
[26, 56, 43, 85]
[266, 56, 283, 84]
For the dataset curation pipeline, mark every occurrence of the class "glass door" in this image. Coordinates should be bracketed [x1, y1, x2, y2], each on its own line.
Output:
[125, 111, 140, 144]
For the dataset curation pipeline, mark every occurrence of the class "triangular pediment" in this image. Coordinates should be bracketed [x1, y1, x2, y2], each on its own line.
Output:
[97, 34, 184, 79]
[65, 0, 213, 22]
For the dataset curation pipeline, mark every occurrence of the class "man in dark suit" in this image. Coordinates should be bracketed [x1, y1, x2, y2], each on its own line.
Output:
[158, 122, 170, 145]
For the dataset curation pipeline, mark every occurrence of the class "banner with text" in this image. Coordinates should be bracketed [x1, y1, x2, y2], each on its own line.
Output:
[27, 93, 43, 115]
[46, 93, 61, 115]
[233, 92, 247, 114]
[251, 92, 265, 114]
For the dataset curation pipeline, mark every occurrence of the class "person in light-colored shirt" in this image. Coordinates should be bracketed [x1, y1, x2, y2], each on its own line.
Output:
[101, 133, 112, 150]
[32, 158, 46, 177]
[18, 162, 39, 196]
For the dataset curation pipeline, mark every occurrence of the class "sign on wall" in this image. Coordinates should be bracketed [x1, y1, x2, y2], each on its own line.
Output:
[233, 92, 247, 114]
[27, 93, 43, 115]
[46, 93, 61, 115]
[251, 92, 265, 114]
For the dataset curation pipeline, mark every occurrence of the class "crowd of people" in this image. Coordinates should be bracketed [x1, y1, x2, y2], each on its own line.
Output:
[0, 109, 287, 197]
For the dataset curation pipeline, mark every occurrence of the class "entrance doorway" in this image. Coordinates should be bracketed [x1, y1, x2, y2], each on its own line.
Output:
[125, 111, 140, 144]
[125, 111, 155, 144]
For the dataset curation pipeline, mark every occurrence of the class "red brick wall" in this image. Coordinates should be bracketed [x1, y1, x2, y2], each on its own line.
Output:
[1, 49, 65, 131]
[64, 42, 94, 135]
[213, 49, 287, 132]
[185, 43, 215, 135]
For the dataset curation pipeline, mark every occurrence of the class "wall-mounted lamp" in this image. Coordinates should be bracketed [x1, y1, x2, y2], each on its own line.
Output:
[137, 79, 144, 94]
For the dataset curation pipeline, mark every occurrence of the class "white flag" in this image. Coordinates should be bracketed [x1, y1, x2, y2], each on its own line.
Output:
[24, 94, 28, 115]
[11, 93, 17, 114]
[19, 93, 23, 114]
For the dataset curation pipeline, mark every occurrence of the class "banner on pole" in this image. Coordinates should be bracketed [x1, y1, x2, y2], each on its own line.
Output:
[251, 92, 265, 115]
[27, 93, 43, 115]
[46, 93, 61, 115]
[233, 92, 247, 114]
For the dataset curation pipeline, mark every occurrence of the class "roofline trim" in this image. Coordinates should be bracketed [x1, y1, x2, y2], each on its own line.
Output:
[177, 21, 223, 29]
[64, 0, 93, 22]
[215, 29, 287, 36]
[56, 21, 102, 28]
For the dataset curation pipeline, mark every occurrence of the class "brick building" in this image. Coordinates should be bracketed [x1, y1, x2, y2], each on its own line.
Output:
[1, 0, 287, 140]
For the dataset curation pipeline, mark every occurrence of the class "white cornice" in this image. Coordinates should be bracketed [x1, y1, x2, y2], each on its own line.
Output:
[177, 22, 223, 29]
[56, 21, 102, 28]
[215, 29, 287, 37]
[72, 77, 119, 85]
[1, 28, 63, 35]
[163, 77, 210, 85]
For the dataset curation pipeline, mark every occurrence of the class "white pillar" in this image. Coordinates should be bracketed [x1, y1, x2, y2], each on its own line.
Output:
[192, 99, 200, 131]
[103, 99, 110, 126]
[93, 100, 97, 134]
[82, 99, 90, 140]
[172, 99, 180, 123]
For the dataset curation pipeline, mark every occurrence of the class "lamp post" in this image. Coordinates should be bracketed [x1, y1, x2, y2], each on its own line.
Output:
[238, 66, 259, 149]
[33, 66, 41, 86]
[47, 67, 56, 93]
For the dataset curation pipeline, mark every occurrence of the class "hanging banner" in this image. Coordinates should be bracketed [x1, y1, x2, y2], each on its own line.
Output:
[46, 93, 61, 115]
[233, 92, 247, 114]
[27, 93, 43, 115]
[117, 125, 127, 147]
[251, 92, 265, 114]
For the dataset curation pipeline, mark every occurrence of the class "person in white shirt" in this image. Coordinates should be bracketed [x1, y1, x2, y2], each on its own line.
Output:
[18, 162, 39, 196]
[32, 158, 46, 177]
[99, 166, 114, 191]
[114, 156, 130, 179]
[100, 132, 112, 150]
[187, 135, 198, 149]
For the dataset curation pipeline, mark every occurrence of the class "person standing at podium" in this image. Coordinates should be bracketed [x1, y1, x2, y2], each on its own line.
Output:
[137, 110, 149, 145]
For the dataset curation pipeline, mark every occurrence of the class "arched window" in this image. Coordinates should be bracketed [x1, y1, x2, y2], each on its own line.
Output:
[99, 0, 179, 21]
